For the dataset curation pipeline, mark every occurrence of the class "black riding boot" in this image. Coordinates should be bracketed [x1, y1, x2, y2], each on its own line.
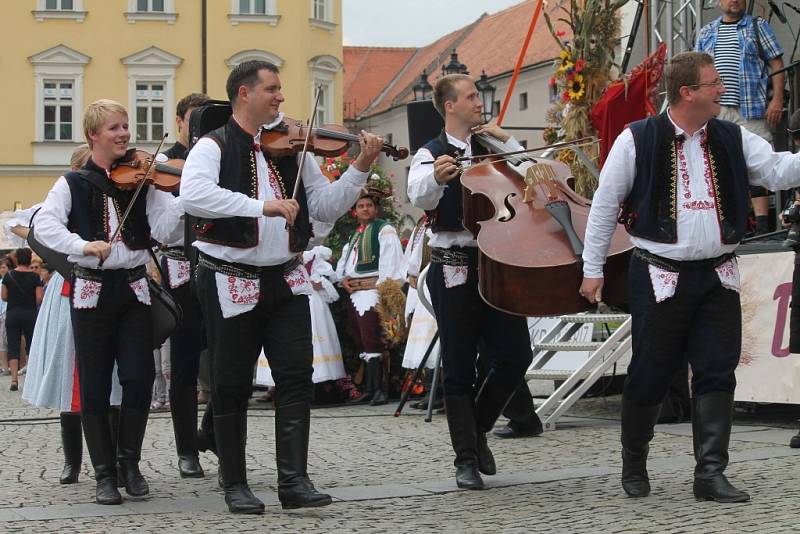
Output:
[169, 386, 204, 478]
[444, 395, 484, 489]
[82, 412, 122, 505]
[59, 413, 83, 484]
[692, 392, 750, 503]
[275, 401, 332, 509]
[117, 407, 150, 498]
[369, 356, 388, 406]
[474, 374, 519, 476]
[620, 397, 661, 498]
[108, 406, 124, 487]
[197, 400, 217, 455]
[493, 381, 544, 439]
[214, 411, 264, 514]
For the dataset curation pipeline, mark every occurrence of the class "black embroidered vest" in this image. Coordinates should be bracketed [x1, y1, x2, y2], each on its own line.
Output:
[64, 160, 152, 250]
[622, 113, 750, 244]
[194, 116, 312, 250]
[421, 130, 488, 233]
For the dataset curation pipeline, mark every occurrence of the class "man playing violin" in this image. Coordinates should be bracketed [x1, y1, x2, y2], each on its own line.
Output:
[581, 51, 800, 503]
[407, 74, 534, 490]
[157, 92, 211, 480]
[35, 99, 184, 505]
[180, 60, 383, 514]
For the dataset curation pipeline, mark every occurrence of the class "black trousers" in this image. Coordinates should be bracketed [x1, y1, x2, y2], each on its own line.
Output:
[789, 254, 800, 353]
[5, 307, 36, 360]
[196, 263, 313, 415]
[162, 273, 204, 389]
[70, 270, 154, 414]
[426, 249, 532, 398]
[624, 254, 741, 406]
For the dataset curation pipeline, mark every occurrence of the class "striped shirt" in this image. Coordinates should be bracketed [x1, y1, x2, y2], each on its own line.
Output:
[714, 21, 741, 106]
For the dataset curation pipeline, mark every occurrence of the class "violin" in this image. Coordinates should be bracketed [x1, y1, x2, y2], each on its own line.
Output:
[459, 133, 632, 317]
[110, 149, 183, 193]
[259, 117, 409, 161]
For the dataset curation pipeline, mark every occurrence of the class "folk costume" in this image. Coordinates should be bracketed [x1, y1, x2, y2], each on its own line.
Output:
[407, 130, 533, 489]
[181, 112, 368, 514]
[34, 154, 183, 504]
[335, 203, 405, 405]
[155, 146, 206, 479]
[583, 111, 800, 502]
[256, 246, 346, 387]
[401, 217, 438, 372]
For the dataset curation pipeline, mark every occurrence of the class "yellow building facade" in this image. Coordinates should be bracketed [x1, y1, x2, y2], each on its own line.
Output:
[0, 0, 343, 210]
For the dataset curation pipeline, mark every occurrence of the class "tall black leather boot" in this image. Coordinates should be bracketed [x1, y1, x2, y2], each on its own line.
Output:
[692, 392, 750, 503]
[493, 381, 544, 439]
[59, 413, 82, 484]
[117, 407, 150, 498]
[620, 396, 661, 498]
[197, 400, 216, 455]
[108, 406, 123, 487]
[276, 401, 332, 509]
[474, 374, 518, 476]
[81, 412, 122, 505]
[169, 386, 204, 478]
[356, 360, 375, 404]
[214, 411, 264, 514]
[444, 395, 484, 489]
[369, 356, 389, 406]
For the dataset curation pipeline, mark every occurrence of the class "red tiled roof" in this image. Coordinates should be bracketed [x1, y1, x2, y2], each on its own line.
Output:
[345, 0, 570, 119]
[343, 47, 417, 119]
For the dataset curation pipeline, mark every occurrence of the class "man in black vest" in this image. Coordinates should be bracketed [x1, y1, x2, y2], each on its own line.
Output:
[581, 51, 800, 503]
[407, 74, 534, 490]
[35, 99, 184, 505]
[181, 60, 383, 514]
[158, 92, 210, 479]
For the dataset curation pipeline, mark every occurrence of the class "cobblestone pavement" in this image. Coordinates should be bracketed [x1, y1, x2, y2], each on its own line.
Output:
[1, 373, 799, 533]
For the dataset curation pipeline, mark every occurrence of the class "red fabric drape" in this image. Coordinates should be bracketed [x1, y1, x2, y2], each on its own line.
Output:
[590, 43, 668, 166]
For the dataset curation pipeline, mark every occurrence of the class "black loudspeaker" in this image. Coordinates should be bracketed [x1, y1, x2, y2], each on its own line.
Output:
[406, 100, 444, 153]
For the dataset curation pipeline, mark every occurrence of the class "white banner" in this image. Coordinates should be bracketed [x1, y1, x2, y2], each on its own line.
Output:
[735, 252, 800, 403]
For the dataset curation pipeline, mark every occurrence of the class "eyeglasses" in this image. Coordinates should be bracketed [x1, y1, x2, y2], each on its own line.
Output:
[687, 80, 726, 89]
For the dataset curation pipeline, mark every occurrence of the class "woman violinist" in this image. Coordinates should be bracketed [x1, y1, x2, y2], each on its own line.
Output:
[34, 99, 184, 506]
[407, 73, 534, 491]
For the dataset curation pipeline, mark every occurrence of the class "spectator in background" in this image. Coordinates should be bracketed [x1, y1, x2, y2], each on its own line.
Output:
[0, 257, 12, 376]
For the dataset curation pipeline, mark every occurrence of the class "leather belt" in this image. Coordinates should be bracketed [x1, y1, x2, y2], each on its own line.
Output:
[430, 247, 472, 267]
[348, 276, 378, 291]
[633, 248, 734, 272]
[198, 252, 299, 280]
[162, 246, 188, 262]
[73, 264, 147, 283]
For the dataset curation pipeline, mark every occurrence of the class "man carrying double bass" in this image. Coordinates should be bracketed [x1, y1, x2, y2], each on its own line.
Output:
[407, 73, 534, 490]
[180, 60, 384, 514]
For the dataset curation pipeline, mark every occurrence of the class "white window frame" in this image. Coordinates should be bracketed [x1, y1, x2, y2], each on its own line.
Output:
[33, 0, 87, 22]
[308, 55, 342, 124]
[225, 49, 285, 69]
[134, 81, 167, 143]
[229, 0, 280, 25]
[125, 0, 177, 24]
[42, 80, 76, 142]
[30, 45, 89, 148]
[122, 47, 183, 147]
[309, 0, 336, 30]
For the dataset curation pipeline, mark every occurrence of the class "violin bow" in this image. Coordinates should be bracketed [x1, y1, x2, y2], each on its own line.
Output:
[290, 85, 324, 200]
[419, 136, 597, 165]
[109, 133, 168, 244]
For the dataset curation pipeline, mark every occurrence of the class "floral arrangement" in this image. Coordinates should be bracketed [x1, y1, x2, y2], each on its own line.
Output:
[543, 0, 629, 196]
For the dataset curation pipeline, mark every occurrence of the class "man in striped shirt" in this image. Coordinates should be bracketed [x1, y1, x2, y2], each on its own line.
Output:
[697, 0, 785, 234]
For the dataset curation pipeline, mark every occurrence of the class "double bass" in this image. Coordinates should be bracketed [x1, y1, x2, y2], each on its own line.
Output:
[459, 135, 632, 317]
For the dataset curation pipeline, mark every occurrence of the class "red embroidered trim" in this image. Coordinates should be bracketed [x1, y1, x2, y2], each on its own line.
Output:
[682, 199, 716, 211]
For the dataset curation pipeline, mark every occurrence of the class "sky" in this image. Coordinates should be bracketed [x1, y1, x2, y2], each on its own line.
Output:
[342, 0, 525, 47]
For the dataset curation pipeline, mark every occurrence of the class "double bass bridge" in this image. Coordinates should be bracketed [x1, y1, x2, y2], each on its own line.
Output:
[524, 163, 558, 203]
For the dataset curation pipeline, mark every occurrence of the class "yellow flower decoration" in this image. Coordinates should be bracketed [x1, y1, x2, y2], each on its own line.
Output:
[568, 74, 585, 101]
[557, 59, 574, 75]
[559, 49, 572, 61]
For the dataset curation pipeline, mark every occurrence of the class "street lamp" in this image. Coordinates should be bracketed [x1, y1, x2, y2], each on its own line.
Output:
[412, 70, 433, 101]
[475, 70, 496, 122]
[441, 49, 468, 76]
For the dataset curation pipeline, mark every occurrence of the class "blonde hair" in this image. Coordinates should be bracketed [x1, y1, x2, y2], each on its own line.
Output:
[70, 143, 91, 171]
[83, 99, 127, 148]
[433, 74, 474, 117]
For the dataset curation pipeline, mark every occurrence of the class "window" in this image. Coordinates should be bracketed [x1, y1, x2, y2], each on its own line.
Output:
[43, 81, 73, 141]
[493, 100, 500, 117]
[314, 83, 331, 124]
[137, 0, 164, 11]
[308, 55, 342, 124]
[229, 0, 279, 25]
[549, 82, 558, 102]
[135, 83, 165, 142]
[34, 0, 86, 21]
[225, 50, 285, 69]
[125, 0, 176, 23]
[309, 0, 336, 29]
[519, 92, 528, 111]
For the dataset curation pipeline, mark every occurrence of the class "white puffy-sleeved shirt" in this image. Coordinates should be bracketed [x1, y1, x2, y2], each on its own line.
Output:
[34, 170, 184, 270]
[180, 113, 368, 267]
[407, 132, 522, 249]
[582, 111, 800, 278]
